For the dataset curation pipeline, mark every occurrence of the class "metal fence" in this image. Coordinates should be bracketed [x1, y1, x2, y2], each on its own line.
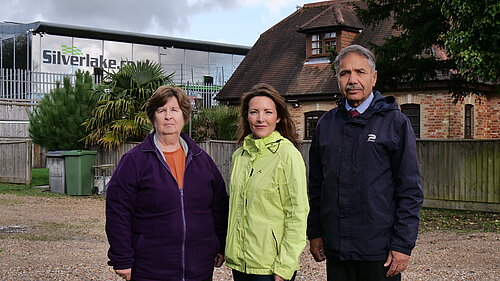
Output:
[0, 68, 75, 100]
[181, 82, 221, 109]
[0, 68, 221, 108]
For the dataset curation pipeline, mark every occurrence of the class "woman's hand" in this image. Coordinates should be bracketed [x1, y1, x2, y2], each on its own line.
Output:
[214, 253, 225, 267]
[115, 268, 132, 280]
[309, 237, 326, 262]
[274, 274, 285, 281]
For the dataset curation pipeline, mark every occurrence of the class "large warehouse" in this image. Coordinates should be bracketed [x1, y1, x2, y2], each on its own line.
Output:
[0, 21, 250, 99]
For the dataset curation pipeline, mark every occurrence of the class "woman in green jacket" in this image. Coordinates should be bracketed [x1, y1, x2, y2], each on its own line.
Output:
[225, 83, 309, 281]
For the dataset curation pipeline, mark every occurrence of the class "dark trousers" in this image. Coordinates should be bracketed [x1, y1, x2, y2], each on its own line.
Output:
[232, 270, 296, 281]
[326, 258, 401, 281]
[132, 275, 212, 281]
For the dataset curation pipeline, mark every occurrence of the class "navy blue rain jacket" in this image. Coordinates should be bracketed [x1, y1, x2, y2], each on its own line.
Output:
[307, 91, 424, 261]
[106, 132, 228, 281]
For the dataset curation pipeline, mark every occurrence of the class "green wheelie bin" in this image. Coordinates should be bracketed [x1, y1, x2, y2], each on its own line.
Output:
[63, 150, 97, 195]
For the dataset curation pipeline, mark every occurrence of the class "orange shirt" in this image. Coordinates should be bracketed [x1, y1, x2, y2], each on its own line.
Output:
[163, 147, 186, 189]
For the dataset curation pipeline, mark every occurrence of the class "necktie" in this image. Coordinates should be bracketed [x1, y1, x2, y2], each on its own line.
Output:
[349, 109, 360, 118]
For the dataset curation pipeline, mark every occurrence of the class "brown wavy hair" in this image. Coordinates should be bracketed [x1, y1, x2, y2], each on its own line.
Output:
[146, 86, 192, 128]
[237, 83, 299, 148]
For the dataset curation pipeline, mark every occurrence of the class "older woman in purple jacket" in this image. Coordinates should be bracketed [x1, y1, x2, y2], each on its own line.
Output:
[105, 86, 228, 281]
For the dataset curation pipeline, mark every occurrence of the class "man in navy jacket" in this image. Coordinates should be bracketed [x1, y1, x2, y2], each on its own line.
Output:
[307, 45, 424, 281]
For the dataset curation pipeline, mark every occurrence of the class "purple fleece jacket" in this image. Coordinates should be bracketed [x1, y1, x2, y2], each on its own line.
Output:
[106, 132, 228, 281]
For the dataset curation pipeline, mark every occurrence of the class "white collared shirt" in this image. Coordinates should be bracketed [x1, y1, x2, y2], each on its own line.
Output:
[345, 92, 374, 114]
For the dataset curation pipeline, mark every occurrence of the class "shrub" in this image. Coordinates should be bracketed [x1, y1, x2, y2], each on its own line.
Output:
[29, 70, 93, 151]
[190, 105, 239, 142]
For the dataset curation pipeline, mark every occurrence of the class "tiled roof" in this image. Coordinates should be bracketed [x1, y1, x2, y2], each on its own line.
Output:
[287, 63, 338, 96]
[298, 3, 362, 32]
[216, 0, 395, 103]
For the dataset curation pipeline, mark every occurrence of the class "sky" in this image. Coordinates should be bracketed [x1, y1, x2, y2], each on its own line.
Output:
[1, 0, 322, 47]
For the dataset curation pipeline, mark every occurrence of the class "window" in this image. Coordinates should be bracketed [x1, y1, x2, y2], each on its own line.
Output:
[310, 32, 337, 56]
[400, 104, 420, 138]
[304, 111, 326, 139]
[1, 36, 14, 69]
[15, 34, 29, 70]
[465, 104, 473, 139]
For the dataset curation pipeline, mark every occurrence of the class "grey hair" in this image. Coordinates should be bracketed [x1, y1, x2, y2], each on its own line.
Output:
[333, 44, 376, 75]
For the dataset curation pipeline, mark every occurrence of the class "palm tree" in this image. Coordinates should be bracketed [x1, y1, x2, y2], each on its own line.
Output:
[83, 60, 173, 149]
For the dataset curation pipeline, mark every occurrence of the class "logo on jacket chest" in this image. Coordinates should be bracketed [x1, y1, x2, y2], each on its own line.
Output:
[367, 134, 376, 142]
[249, 168, 263, 177]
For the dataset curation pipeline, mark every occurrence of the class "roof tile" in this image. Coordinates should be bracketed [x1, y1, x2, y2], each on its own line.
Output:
[216, 1, 394, 103]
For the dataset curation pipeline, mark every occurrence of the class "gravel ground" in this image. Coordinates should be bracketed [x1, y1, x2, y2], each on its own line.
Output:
[0, 194, 499, 281]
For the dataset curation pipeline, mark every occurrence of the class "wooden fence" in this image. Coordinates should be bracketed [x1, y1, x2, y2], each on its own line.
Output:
[0, 99, 33, 139]
[418, 140, 500, 212]
[0, 140, 32, 184]
[1, 136, 498, 212]
[0, 100, 46, 168]
[198, 141, 239, 189]
[94, 143, 139, 177]
[88, 139, 500, 212]
[94, 140, 310, 194]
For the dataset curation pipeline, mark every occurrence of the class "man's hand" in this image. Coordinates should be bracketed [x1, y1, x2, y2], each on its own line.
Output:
[115, 268, 132, 280]
[384, 250, 410, 277]
[309, 237, 326, 262]
[214, 253, 225, 267]
[274, 274, 285, 281]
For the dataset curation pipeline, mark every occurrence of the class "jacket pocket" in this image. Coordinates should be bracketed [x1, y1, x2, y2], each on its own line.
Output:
[244, 227, 279, 268]
[271, 229, 280, 256]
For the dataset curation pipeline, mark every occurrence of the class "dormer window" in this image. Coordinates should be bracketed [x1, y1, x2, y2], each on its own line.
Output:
[310, 32, 337, 56]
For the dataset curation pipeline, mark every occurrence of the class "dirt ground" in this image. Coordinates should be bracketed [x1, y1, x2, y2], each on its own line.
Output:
[0, 194, 499, 281]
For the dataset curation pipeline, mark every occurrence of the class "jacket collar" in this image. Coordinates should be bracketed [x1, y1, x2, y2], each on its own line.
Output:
[140, 132, 202, 157]
[154, 133, 189, 156]
[243, 130, 284, 157]
[338, 91, 399, 120]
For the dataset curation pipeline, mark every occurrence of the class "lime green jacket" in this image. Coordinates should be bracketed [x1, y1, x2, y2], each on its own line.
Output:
[225, 131, 309, 280]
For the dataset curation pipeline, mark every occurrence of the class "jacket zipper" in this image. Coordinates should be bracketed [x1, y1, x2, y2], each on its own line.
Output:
[180, 188, 186, 281]
[241, 165, 254, 272]
[180, 153, 193, 281]
[154, 149, 191, 281]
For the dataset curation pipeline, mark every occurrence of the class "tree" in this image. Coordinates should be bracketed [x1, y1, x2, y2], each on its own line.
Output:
[354, 0, 499, 99]
[29, 70, 93, 151]
[440, 0, 499, 83]
[83, 60, 173, 149]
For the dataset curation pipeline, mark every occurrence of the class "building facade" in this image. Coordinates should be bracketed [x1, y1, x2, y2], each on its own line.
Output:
[1, 21, 250, 100]
[216, 0, 499, 140]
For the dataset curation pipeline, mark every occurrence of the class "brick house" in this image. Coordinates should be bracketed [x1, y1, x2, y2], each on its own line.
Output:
[216, 0, 499, 140]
